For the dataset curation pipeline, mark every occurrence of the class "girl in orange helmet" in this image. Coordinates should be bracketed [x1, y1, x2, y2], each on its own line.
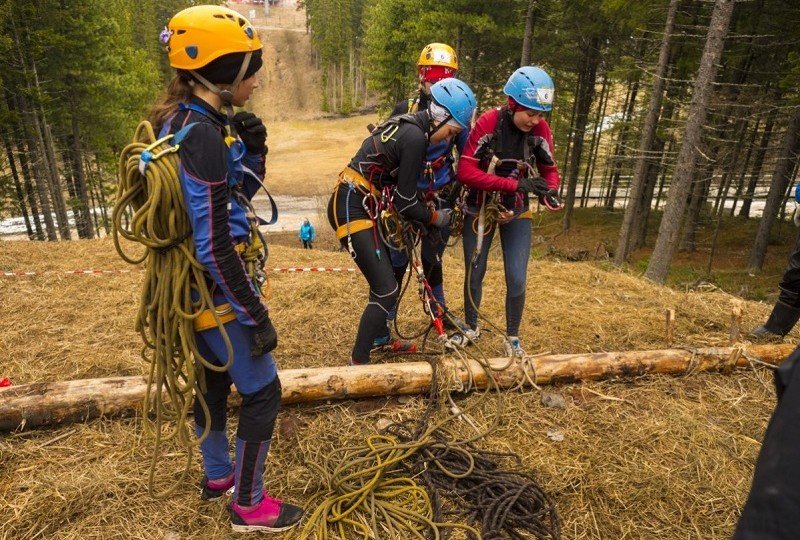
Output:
[152, 5, 302, 532]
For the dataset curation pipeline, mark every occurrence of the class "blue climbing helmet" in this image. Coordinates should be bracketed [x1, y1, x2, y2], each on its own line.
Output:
[503, 66, 555, 112]
[429, 78, 477, 129]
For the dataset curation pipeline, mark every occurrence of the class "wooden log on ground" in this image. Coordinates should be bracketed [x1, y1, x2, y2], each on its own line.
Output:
[0, 343, 793, 432]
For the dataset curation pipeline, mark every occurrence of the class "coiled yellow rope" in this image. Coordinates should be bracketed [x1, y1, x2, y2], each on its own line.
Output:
[112, 120, 234, 498]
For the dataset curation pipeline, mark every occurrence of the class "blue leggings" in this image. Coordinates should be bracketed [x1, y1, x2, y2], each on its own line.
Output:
[462, 213, 531, 335]
[193, 316, 280, 504]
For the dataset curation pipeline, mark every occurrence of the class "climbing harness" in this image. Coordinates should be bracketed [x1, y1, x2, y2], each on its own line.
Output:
[113, 117, 273, 498]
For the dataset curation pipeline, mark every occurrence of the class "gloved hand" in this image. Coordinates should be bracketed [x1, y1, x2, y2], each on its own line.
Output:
[516, 176, 549, 195]
[528, 135, 554, 166]
[251, 317, 278, 356]
[430, 208, 453, 228]
[231, 111, 268, 155]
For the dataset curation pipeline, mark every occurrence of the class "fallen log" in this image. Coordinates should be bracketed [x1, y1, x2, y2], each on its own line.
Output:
[0, 343, 793, 432]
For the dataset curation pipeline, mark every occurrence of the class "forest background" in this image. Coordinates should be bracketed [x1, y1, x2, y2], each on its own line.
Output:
[1, 0, 800, 289]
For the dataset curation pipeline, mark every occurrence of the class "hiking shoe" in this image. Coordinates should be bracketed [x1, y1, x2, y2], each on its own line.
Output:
[200, 472, 235, 501]
[446, 327, 480, 349]
[229, 492, 304, 532]
[749, 324, 785, 341]
[504, 336, 525, 358]
[372, 333, 417, 354]
[442, 314, 469, 333]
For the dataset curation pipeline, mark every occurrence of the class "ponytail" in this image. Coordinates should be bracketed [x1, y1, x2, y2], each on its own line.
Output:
[148, 75, 194, 131]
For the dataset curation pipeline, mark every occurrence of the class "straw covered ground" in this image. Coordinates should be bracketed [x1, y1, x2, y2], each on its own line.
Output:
[0, 237, 792, 539]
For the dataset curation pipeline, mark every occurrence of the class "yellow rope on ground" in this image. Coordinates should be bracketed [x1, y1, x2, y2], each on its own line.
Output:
[112, 120, 233, 499]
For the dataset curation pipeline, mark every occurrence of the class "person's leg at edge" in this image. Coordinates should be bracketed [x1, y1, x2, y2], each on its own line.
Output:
[499, 217, 532, 355]
[375, 247, 408, 345]
[752, 231, 800, 338]
[422, 213, 450, 314]
[462, 213, 495, 331]
[192, 356, 234, 500]
[347, 228, 399, 364]
[196, 321, 303, 530]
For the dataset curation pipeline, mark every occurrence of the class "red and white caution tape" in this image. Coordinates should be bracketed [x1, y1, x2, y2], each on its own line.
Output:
[1, 267, 357, 278]
[271, 267, 356, 273]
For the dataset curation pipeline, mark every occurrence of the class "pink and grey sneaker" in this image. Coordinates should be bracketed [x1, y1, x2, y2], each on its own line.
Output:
[228, 492, 304, 532]
[200, 472, 235, 501]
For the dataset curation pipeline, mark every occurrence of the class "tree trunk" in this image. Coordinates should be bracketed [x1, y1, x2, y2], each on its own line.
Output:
[581, 72, 609, 207]
[729, 117, 761, 216]
[605, 79, 639, 209]
[8, 15, 57, 241]
[740, 105, 778, 218]
[92, 154, 111, 234]
[679, 161, 713, 253]
[563, 35, 601, 230]
[39, 119, 71, 240]
[632, 97, 680, 251]
[12, 132, 44, 240]
[559, 77, 581, 199]
[2, 129, 34, 239]
[520, 0, 537, 66]
[645, 0, 735, 284]
[69, 108, 94, 239]
[27, 50, 71, 240]
[748, 105, 800, 271]
[61, 147, 83, 238]
[615, 0, 679, 264]
[17, 94, 57, 241]
[0, 343, 792, 432]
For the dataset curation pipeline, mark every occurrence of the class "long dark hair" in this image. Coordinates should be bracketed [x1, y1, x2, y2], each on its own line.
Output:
[148, 75, 193, 131]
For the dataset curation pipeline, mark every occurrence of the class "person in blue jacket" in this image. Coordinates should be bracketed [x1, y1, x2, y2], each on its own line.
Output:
[375, 43, 471, 352]
[299, 218, 315, 249]
[152, 6, 302, 532]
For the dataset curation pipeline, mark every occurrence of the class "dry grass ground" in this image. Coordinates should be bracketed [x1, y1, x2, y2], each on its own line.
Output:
[0, 238, 794, 539]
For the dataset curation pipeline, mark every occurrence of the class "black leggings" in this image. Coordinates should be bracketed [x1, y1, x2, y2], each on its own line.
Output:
[777, 229, 800, 307]
[328, 189, 399, 363]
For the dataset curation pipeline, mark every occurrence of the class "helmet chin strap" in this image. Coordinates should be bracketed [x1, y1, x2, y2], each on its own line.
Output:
[428, 113, 453, 142]
[189, 52, 253, 129]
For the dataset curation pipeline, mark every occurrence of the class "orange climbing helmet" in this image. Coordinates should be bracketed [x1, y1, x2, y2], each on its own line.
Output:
[162, 5, 262, 71]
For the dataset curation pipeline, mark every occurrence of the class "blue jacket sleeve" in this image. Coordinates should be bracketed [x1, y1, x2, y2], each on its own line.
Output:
[178, 123, 269, 328]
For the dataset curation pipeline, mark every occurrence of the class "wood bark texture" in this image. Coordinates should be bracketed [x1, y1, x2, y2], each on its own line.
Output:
[0, 343, 792, 432]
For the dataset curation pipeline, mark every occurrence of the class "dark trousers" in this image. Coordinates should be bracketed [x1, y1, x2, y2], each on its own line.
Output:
[733, 346, 800, 539]
[777, 229, 800, 307]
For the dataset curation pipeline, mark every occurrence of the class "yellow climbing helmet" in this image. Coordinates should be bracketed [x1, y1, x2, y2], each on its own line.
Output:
[163, 5, 262, 71]
[417, 43, 458, 70]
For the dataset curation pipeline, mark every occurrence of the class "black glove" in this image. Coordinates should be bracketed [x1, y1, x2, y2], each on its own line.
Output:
[251, 317, 278, 356]
[528, 135, 554, 166]
[231, 111, 268, 155]
[430, 208, 453, 228]
[516, 176, 549, 195]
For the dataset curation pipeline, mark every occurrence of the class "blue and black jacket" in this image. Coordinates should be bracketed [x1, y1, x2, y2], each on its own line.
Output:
[160, 96, 268, 329]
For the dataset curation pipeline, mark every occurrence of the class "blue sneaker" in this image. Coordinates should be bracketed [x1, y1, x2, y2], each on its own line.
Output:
[372, 329, 417, 354]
